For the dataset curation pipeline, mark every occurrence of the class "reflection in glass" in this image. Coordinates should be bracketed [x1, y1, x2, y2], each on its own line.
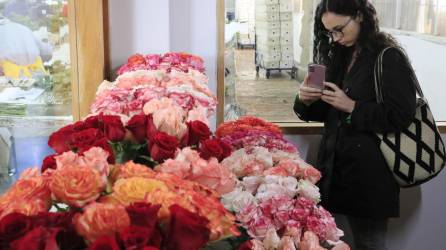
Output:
[0, 0, 72, 188]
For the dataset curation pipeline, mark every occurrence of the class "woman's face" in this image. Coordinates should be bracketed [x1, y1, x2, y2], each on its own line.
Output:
[321, 11, 361, 47]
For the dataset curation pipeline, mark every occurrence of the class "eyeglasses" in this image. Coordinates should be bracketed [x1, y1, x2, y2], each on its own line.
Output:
[322, 17, 353, 41]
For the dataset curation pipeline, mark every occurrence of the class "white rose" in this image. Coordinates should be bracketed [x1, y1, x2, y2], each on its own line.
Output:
[297, 179, 321, 203]
[263, 228, 281, 250]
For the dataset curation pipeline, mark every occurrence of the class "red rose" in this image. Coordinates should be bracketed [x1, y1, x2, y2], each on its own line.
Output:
[10, 226, 59, 250]
[199, 138, 232, 161]
[0, 212, 33, 245]
[126, 115, 147, 143]
[125, 202, 160, 228]
[84, 115, 101, 129]
[41, 154, 57, 173]
[31, 211, 75, 229]
[147, 227, 162, 248]
[237, 240, 254, 250]
[187, 121, 211, 146]
[56, 228, 86, 250]
[165, 204, 210, 250]
[142, 247, 159, 250]
[88, 235, 120, 250]
[146, 115, 158, 140]
[119, 225, 151, 249]
[70, 128, 104, 150]
[72, 121, 89, 131]
[101, 115, 126, 142]
[48, 124, 75, 153]
[149, 132, 178, 162]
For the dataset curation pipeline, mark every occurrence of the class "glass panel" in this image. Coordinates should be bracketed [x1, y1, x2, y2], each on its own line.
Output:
[0, 0, 72, 190]
[223, 0, 310, 123]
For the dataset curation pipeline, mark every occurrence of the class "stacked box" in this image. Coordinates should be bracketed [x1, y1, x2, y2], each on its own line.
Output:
[255, 0, 294, 69]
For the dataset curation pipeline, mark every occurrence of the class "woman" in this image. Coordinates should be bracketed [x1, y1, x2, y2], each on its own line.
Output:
[293, 0, 416, 249]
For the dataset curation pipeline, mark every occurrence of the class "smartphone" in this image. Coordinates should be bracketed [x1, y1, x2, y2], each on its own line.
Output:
[307, 63, 326, 90]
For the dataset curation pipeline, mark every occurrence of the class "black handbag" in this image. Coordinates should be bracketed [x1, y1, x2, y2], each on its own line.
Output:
[374, 47, 446, 187]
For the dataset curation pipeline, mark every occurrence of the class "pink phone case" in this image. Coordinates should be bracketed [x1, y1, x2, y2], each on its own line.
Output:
[308, 64, 326, 89]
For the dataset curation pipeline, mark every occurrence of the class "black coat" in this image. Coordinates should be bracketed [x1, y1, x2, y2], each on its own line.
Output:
[293, 47, 416, 219]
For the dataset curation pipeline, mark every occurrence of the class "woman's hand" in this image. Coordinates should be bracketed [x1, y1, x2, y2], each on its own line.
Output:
[298, 75, 323, 106]
[321, 82, 356, 113]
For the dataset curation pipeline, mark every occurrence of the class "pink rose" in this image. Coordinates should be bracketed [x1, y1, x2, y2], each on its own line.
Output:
[189, 158, 237, 194]
[155, 159, 191, 179]
[247, 217, 274, 238]
[152, 105, 187, 139]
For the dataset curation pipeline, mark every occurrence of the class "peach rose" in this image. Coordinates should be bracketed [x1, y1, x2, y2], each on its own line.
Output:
[50, 166, 105, 207]
[187, 106, 209, 125]
[19, 167, 40, 179]
[144, 189, 196, 220]
[0, 176, 51, 206]
[111, 161, 156, 182]
[112, 177, 169, 206]
[152, 105, 188, 139]
[0, 199, 49, 219]
[81, 147, 111, 180]
[55, 151, 82, 169]
[74, 202, 130, 243]
[143, 97, 176, 115]
[155, 159, 191, 179]
[154, 172, 220, 199]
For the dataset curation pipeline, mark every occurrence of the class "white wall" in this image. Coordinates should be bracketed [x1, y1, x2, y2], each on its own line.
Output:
[107, 1, 446, 249]
[108, 0, 170, 72]
[169, 0, 218, 128]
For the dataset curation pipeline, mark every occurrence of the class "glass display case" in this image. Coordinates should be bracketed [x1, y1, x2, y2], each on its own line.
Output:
[0, 0, 108, 192]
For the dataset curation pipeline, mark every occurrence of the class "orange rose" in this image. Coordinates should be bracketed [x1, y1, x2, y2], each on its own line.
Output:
[74, 202, 130, 243]
[127, 54, 145, 66]
[0, 199, 49, 219]
[112, 177, 169, 206]
[110, 161, 156, 183]
[0, 176, 51, 209]
[50, 166, 105, 207]
[188, 191, 239, 241]
[154, 172, 220, 199]
[144, 189, 196, 220]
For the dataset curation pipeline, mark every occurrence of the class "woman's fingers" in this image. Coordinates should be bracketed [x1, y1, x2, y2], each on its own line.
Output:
[321, 95, 336, 103]
[322, 89, 337, 97]
[323, 82, 340, 91]
[300, 86, 323, 93]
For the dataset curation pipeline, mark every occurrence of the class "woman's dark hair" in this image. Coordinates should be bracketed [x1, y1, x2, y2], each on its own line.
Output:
[314, 0, 401, 79]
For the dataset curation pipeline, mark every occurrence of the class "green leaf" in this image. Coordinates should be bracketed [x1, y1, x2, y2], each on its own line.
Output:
[109, 140, 148, 164]
[135, 155, 159, 168]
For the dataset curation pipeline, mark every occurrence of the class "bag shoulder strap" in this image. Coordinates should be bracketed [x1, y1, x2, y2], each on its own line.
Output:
[374, 46, 425, 104]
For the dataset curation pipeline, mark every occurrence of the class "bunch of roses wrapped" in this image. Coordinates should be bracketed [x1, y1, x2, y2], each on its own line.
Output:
[215, 116, 350, 250]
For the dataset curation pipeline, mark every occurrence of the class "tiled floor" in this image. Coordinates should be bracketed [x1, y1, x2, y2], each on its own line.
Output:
[234, 49, 302, 122]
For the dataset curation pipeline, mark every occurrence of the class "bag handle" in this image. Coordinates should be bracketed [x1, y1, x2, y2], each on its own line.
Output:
[374, 47, 425, 104]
